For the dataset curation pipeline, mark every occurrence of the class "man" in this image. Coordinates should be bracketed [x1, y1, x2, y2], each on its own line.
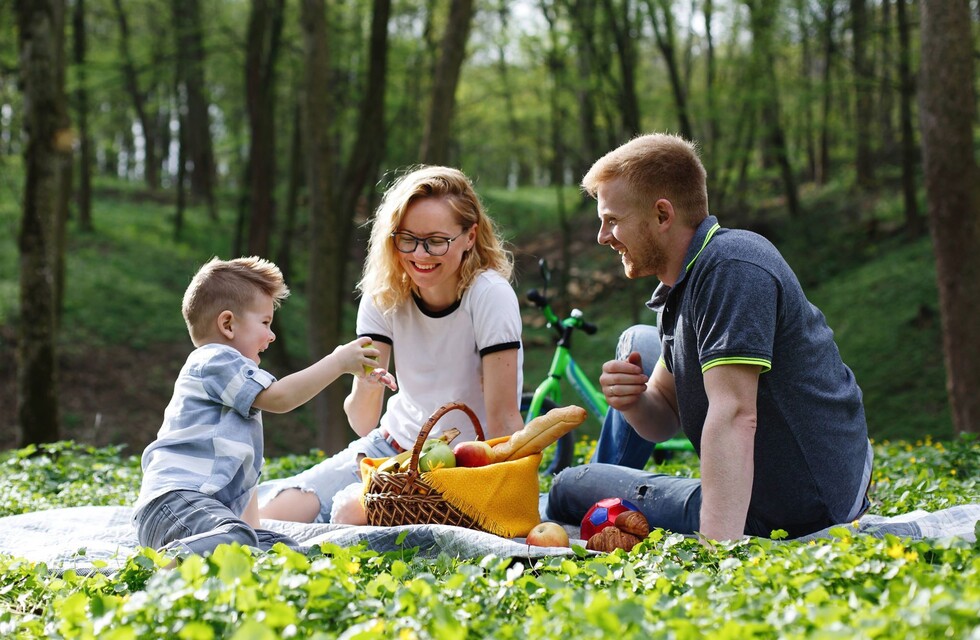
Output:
[547, 133, 872, 541]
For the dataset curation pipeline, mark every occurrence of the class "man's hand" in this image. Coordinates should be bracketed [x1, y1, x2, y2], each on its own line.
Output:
[599, 351, 648, 411]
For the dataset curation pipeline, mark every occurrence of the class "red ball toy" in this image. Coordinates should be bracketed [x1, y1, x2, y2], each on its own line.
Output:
[580, 497, 640, 540]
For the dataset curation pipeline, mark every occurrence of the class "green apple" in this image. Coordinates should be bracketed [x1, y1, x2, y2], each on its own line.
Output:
[418, 441, 456, 471]
[363, 339, 377, 375]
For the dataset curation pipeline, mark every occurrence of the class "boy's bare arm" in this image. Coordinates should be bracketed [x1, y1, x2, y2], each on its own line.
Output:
[253, 338, 382, 414]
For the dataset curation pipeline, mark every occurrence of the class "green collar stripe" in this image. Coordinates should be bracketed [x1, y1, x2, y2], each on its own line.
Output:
[701, 357, 772, 374]
[685, 222, 721, 272]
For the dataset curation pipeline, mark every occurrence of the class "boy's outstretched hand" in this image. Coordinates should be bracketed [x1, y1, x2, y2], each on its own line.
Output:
[337, 337, 398, 391]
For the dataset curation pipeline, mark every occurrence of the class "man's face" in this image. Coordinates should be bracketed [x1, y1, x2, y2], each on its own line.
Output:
[596, 177, 666, 280]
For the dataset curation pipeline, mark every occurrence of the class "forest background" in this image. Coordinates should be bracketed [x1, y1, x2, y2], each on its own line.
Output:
[2, 0, 978, 459]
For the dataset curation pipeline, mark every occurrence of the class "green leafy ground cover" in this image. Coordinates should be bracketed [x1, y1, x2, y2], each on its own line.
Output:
[0, 440, 977, 638]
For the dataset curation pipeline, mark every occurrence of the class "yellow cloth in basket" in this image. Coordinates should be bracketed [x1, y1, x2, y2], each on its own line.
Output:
[360, 436, 542, 539]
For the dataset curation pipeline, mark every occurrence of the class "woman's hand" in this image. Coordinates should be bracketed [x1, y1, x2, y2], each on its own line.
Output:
[360, 367, 397, 392]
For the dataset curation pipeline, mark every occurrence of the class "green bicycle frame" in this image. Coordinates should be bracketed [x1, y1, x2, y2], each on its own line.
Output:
[525, 313, 608, 423]
[525, 304, 693, 454]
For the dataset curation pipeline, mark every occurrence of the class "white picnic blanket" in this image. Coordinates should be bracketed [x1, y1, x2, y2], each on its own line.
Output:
[0, 506, 583, 574]
[0, 504, 976, 575]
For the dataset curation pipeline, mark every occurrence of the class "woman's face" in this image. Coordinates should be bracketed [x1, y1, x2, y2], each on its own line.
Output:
[395, 197, 476, 307]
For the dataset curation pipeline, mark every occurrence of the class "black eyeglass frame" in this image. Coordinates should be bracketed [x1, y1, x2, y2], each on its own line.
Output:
[390, 231, 465, 256]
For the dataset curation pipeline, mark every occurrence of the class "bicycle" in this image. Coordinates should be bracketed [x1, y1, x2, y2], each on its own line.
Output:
[521, 259, 693, 475]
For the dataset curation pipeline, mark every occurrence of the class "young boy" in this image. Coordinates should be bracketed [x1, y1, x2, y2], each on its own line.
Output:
[132, 256, 394, 558]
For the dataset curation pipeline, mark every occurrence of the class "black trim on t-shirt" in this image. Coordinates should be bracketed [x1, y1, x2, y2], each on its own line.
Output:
[479, 341, 521, 357]
[359, 333, 393, 345]
[412, 293, 461, 318]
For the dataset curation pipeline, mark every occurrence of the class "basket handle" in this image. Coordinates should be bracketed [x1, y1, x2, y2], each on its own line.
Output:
[403, 402, 484, 488]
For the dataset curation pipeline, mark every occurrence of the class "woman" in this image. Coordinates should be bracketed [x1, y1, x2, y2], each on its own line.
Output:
[258, 166, 525, 523]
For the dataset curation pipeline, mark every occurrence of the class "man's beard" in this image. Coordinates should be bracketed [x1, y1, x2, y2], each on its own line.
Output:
[623, 239, 667, 280]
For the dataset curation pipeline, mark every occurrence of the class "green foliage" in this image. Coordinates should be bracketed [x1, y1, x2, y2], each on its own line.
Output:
[0, 441, 976, 638]
[0, 442, 140, 519]
[806, 237, 951, 440]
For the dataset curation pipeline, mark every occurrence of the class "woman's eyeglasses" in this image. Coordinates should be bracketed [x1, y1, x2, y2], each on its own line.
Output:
[390, 231, 464, 256]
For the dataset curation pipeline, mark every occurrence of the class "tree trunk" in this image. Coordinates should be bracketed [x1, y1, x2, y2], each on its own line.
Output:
[419, 0, 476, 164]
[276, 101, 304, 285]
[15, 0, 68, 445]
[174, 0, 217, 219]
[301, 0, 349, 454]
[110, 0, 160, 191]
[599, 0, 641, 137]
[336, 0, 391, 220]
[494, 0, 529, 186]
[896, 0, 922, 237]
[746, 0, 799, 218]
[794, 0, 816, 182]
[645, 0, 693, 140]
[877, 0, 896, 160]
[816, 0, 836, 185]
[245, 0, 286, 258]
[919, 0, 980, 436]
[72, 0, 93, 232]
[703, 0, 719, 183]
[540, 0, 572, 307]
[565, 0, 602, 178]
[851, 0, 875, 189]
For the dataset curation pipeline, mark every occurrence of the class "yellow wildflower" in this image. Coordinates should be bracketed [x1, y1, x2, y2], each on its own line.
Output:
[904, 551, 918, 562]
[887, 543, 904, 559]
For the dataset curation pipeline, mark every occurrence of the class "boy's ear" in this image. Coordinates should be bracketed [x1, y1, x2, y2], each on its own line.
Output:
[217, 310, 235, 339]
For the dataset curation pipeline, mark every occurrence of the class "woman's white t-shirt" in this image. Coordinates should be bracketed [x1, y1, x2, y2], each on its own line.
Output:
[356, 269, 523, 447]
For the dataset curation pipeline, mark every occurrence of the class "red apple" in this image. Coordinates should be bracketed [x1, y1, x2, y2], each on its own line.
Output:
[525, 521, 570, 548]
[453, 440, 494, 467]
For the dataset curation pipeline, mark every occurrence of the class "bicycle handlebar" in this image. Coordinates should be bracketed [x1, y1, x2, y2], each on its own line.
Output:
[526, 289, 547, 307]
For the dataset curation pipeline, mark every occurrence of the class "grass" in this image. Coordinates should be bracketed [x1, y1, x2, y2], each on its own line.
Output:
[0, 439, 976, 638]
[0, 175, 956, 450]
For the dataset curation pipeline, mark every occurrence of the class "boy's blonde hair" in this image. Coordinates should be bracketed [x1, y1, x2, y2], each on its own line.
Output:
[182, 256, 290, 344]
[582, 132, 709, 227]
[358, 166, 513, 313]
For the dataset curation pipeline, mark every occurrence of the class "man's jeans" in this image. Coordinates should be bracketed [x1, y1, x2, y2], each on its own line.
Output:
[590, 324, 660, 468]
[135, 490, 300, 557]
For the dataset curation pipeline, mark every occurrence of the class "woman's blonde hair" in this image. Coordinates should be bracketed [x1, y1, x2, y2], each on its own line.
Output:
[358, 166, 513, 313]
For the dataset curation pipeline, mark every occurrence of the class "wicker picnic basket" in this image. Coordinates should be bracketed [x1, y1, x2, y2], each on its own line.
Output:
[362, 401, 488, 530]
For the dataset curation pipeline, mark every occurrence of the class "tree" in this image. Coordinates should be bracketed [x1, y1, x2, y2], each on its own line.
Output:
[72, 0, 93, 232]
[173, 0, 217, 219]
[745, 0, 800, 218]
[918, 0, 980, 436]
[244, 0, 286, 258]
[644, 0, 694, 140]
[110, 0, 161, 190]
[850, 0, 875, 189]
[15, 0, 70, 445]
[419, 0, 476, 164]
[896, 0, 922, 237]
[301, 0, 392, 454]
[599, 0, 642, 138]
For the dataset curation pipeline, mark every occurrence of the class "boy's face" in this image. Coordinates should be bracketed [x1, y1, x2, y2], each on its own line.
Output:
[228, 294, 276, 364]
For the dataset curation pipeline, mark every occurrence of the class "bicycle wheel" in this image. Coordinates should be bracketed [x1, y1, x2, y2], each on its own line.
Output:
[520, 392, 575, 476]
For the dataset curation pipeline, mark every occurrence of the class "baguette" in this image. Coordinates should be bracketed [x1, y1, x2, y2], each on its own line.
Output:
[492, 405, 588, 462]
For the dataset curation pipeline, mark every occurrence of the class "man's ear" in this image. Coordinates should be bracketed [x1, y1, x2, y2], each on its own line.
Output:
[653, 198, 675, 228]
[217, 310, 235, 339]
